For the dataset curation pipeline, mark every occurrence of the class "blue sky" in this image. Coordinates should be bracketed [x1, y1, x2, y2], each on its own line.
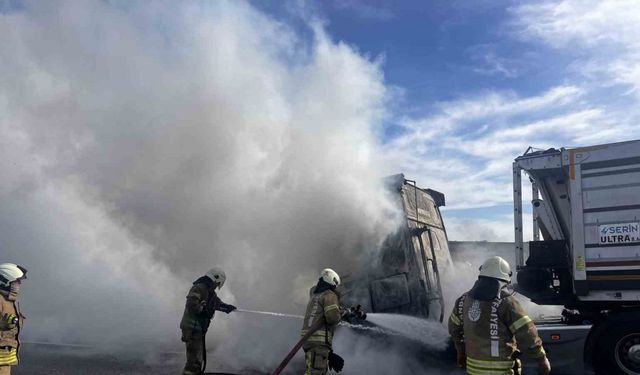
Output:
[255, 1, 569, 108]
[251, 0, 640, 240]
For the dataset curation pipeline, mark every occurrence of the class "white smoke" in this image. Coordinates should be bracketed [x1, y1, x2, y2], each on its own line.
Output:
[0, 0, 401, 362]
[446, 241, 562, 322]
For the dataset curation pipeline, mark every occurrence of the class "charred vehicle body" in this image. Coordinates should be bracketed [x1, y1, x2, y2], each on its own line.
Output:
[344, 174, 452, 322]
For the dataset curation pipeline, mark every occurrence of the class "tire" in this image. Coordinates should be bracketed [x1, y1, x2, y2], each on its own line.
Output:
[594, 315, 640, 375]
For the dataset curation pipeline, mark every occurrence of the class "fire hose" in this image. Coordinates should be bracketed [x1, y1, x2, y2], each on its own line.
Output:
[193, 307, 364, 375]
[268, 305, 366, 375]
[270, 318, 324, 375]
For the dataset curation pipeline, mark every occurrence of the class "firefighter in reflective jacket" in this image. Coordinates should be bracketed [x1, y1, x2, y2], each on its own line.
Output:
[0, 263, 27, 375]
[179, 267, 236, 375]
[448, 256, 551, 375]
[301, 268, 342, 375]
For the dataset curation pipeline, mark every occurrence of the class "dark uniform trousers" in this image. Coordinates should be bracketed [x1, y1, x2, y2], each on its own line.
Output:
[182, 330, 204, 375]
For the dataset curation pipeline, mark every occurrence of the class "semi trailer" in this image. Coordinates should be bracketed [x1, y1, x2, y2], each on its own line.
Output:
[513, 139, 640, 375]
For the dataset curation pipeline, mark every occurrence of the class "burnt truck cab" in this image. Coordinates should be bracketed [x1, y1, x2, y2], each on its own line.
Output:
[343, 174, 453, 322]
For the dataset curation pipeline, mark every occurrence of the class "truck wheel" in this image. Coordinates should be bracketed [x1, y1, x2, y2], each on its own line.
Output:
[595, 320, 640, 375]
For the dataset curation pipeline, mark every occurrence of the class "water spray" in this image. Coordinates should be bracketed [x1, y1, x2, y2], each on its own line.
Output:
[235, 309, 438, 339]
[236, 308, 381, 331]
[235, 309, 303, 320]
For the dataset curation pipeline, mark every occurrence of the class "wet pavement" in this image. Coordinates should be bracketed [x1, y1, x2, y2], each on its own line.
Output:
[10, 342, 460, 375]
[11, 343, 577, 375]
[14, 344, 183, 375]
[13, 343, 274, 375]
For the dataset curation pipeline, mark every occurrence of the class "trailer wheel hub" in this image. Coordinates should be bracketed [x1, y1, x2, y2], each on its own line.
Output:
[629, 345, 640, 363]
[615, 334, 640, 374]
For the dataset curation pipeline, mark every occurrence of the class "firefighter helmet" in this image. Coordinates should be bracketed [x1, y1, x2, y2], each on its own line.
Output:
[0, 263, 27, 290]
[479, 256, 512, 282]
[205, 267, 226, 289]
[320, 268, 341, 287]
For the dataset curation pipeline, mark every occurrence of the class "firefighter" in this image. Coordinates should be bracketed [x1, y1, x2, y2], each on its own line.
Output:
[0, 263, 27, 375]
[179, 267, 236, 375]
[448, 256, 551, 375]
[301, 268, 344, 375]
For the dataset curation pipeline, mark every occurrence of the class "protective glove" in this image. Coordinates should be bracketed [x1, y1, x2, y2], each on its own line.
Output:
[218, 303, 237, 314]
[351, 305, 367, 321]
[328, 351, 344, 373]
[341, 305, 367, 322]
[538, 357, 551, 375]
[456, 351, 466, 369]
[1, 313, 18, 325]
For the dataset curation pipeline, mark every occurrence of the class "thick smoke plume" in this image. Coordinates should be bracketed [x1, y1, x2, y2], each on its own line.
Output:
[0, 0, 401, 364]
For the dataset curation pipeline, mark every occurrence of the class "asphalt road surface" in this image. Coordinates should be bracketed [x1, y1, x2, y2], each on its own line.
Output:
[12, 343, 261, 375]
[12, 342, 458, 375]
[14, 344, 181, 375]
[11, 343, 578, 375]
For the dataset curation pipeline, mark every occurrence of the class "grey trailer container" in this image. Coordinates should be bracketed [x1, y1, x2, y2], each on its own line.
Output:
[514, 139, 640, 308]
[513, 140, 640, 375]
[344, 174, 453, 322]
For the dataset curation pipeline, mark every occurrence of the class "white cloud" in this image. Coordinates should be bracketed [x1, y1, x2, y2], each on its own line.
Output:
[386, 1, 640, 215]
[513, 0, 640, 48]
[444, 214, 534, 242]
[382, 85, 624, 209]
[445, 217, 515, 242]
[512, 0, 640, 94]
[468, 45, 521, 79]
[472, 53, 519, 78]
[399, 85, 581, 136]
[332, 0, 394, 21]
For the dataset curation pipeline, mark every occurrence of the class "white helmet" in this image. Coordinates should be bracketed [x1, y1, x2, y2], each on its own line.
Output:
[479, 256, 512, 282]
[205, 267, 226, 289]
[320, 268, 340, 287]
[0, 263, 27, 290]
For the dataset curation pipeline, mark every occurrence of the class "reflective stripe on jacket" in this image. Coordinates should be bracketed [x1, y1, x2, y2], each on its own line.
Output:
[0, 348, 17, 366]
[301, 286, 341, 349]
[466, 357, 514, 375]
[0, 292, 23, 365]
[448, 292, 545, 375]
